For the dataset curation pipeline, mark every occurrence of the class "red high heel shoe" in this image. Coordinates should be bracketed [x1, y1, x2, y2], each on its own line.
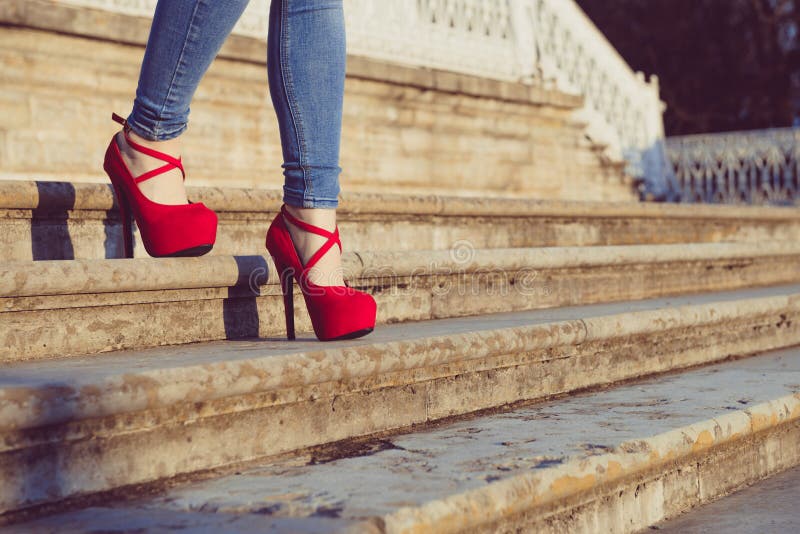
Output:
[102, 113, 217, 258]
[266, 205, 376, 341]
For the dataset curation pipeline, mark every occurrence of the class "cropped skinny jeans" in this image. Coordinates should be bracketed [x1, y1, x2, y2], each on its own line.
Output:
[127, 0, 345, 208]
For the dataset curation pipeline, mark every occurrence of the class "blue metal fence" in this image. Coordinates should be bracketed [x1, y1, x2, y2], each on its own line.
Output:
[662, 128, 800, 205]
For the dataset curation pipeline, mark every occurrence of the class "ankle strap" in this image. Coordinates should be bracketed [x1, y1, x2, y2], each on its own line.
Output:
[112, 113, 185, 183]
[281, 204, 342, 271]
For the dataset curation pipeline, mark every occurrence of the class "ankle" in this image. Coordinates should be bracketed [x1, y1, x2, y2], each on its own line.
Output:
[118, 130, 182, 160]
[282, 205, 344, 286]
[283, 205, 338, 254]
[115, 129, 188, 206]
[283, 204, 337, 230]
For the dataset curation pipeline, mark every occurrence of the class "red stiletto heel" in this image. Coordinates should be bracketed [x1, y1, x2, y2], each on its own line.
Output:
[111, 182, 134, 259]
[102, 113, 217, 258]
[276, 259, 296, 340]
[266, 205, 376, 341]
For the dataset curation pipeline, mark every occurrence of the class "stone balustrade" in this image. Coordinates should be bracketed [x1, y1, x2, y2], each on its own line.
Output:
[530, 0, 669, 192]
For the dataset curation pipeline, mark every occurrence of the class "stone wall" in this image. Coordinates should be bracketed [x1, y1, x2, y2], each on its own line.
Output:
[0, 1, 635, 201]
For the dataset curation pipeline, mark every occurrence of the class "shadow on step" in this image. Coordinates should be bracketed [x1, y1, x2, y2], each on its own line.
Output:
[30, 182, 130, 260]
[7, 506, 356, 532]
[222, 255, 270, 340]
[31, 182, 76, 261]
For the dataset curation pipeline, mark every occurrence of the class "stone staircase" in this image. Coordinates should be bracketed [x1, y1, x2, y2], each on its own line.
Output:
[4, 181, 800, 363]
[2, 179, 800, 530]
[9, 346, 799, 533]
[4, 181, 800, 261]
[2, 5, 800, 529]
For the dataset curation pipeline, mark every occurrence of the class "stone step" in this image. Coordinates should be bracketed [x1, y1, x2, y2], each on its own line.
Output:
[4, 242, 800, 362]
[654, 464, 800, 533]
[2, 285, 800, 518]
[3, 181, 800, 261]
[4, 345, 800, 532]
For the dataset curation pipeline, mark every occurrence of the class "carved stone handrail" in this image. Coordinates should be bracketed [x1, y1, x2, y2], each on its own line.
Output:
[666, 128, 800, 206]
[529, 0, 670, 192]
[56, 0, 671, 193]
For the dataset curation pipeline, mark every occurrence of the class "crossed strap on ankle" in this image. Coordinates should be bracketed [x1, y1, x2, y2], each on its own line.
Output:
[280, 204, 342, 271]
[112, 113, 185, 183]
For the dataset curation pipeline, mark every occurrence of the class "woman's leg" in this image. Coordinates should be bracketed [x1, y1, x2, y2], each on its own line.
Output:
[121, 0, 250, 204]
[268, 0, 347, 286]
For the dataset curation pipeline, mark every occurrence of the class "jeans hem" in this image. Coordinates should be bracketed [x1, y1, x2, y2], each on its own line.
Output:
[283, 190, 339, 209]
[125, 114, 187, 142]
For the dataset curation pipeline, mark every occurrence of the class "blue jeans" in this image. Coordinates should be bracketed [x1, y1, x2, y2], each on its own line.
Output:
[127, 0, 345, 208]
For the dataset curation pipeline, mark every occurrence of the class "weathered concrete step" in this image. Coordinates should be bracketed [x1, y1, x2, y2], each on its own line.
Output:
[654, 464, 800, 533]
[2, 285, 800, 517]
[3, 181, 800, 261]
[4, 242, 800, 361]
[6, 347, 800, 533]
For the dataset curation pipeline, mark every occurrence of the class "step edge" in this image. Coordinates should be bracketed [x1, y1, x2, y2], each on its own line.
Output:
[367, 393, 800, 534]
[3, 181, 800, 221]
[3, 242, 799, 298]
[1, 291, 798, 433]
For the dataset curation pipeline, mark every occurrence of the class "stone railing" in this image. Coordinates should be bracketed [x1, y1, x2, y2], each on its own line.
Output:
[56, 0, 670, 193]
[529, 0, 670, 192]
[666, 128, 800, 206]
